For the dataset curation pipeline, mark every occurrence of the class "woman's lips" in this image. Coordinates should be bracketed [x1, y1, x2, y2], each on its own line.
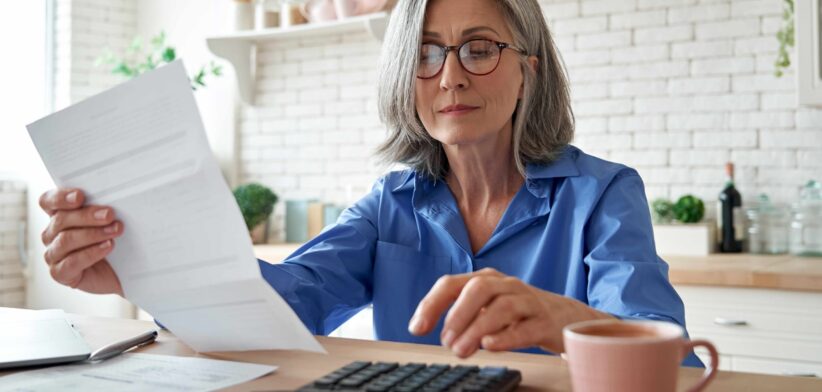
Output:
[439, 105, 479, 116]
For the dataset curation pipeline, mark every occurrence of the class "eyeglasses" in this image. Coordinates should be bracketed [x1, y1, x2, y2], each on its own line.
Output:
[417, 39, 526, 79]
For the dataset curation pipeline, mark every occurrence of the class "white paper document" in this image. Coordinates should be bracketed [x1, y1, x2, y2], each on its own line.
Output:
[26, 61, 323, 353]
[0, 353, 276, 392]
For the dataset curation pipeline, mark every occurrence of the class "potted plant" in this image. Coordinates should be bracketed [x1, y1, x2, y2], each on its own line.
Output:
[233, 183, 279, 244]
[651, 195, 714, 256]
[96, 31, 222, 90]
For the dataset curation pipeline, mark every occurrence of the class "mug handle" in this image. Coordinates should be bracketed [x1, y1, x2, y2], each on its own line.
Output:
[682, 339, 719, 392]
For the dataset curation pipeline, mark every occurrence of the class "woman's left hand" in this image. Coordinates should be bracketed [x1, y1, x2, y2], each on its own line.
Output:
[408, 268, 614, 358]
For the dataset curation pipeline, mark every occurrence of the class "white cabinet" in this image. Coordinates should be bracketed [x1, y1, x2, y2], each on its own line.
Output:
[676, 285, 822, 377]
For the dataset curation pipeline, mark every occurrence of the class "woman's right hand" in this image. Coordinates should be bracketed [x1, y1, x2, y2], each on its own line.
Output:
[39, 188, 125, 296]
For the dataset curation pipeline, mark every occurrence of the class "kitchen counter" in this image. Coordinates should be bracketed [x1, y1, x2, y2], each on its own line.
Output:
[664, 253, 822, 292]
[253, 244, 822, 292]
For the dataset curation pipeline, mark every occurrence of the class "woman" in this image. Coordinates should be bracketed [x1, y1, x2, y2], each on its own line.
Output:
[38, 0, 701, 366]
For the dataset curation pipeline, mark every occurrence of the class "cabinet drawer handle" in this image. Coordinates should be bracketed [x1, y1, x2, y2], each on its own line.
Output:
[781, 372, 818, 378]
[713, 317, 748, 326]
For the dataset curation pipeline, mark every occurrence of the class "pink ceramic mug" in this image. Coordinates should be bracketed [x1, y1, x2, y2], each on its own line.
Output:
[563, 319, 719, 392]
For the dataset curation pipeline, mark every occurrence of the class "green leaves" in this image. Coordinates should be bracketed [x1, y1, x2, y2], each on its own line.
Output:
[150, 30, 166, 48]
[190, 62, 224, 90]
[672, 195, 705, 224]
[192, 68, 207, 89]
[775, 0, 794, 77]
[112, 62, 135, 78]
[652, 195, 705, 224]
[95, 30, 222, 90]
[651, 198, 674, 224]
[233, 183, 279, 230]
[210, 61, 223, 76]
[162, 47, 176, 63]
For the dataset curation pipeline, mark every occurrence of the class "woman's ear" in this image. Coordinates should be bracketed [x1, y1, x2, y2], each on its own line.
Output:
[527, 55, 539, 73]
[518, 56, 539, 99]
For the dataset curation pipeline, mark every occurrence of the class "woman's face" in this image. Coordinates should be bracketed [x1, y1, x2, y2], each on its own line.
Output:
[415, 0, 525, 149]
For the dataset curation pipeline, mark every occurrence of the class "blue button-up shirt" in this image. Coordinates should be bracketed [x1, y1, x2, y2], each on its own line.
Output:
[258, 145, 702, 367]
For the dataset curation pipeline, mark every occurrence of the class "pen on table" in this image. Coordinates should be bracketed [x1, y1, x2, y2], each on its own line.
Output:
[87, 329, 159, 362]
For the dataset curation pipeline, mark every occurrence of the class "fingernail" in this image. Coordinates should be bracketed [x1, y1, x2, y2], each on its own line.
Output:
[66, 191, 77, 203]
[99, 240, 111, 249]
[103, 223, 117, 234]
[441, 330, 455, 348]
[481, 335, 495, 348]
[453, 339, 471, 357]
[94, 209, 109, 220]
[408, 316, 423, 335]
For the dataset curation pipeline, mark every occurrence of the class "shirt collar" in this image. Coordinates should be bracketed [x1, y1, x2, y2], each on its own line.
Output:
[524, 145, 581, 180]
[391, 145, 581, 194]
[391, 170, 418, 192]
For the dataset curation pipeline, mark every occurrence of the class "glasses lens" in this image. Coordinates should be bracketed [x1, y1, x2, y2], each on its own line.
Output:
[418, 44, 445, 78]
[459, 40, 500, 75]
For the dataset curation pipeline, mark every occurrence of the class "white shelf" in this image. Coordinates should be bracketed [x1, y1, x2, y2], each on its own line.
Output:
[207, 12, 389, 105]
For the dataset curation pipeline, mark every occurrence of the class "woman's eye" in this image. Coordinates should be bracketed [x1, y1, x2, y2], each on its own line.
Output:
[420, 46, 441, 62]
[420, 54, 439, 64]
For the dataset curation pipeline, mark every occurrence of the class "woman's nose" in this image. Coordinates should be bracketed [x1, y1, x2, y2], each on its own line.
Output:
[439, 51, 469, 91]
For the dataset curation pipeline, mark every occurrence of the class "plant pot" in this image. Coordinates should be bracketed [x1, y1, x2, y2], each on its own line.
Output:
[653, 222, 715, 256]
[250, 219, 270, 244]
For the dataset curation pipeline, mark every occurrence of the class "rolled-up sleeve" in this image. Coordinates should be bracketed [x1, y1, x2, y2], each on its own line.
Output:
[583, 169, 704, 367]
[257, 178, 383, 335]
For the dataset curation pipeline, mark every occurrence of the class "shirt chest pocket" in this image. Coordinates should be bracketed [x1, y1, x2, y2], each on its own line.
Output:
[372, 241, 453, 322]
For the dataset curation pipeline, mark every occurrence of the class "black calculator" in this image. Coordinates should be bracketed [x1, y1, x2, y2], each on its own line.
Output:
[297, 360, 522, 391]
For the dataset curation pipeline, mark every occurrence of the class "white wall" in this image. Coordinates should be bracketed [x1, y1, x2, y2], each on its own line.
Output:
[540, 0, 820, 206]
[239, 0, 821, 242]
[0, 0, 53, 311]
[240, 31, 387, 241]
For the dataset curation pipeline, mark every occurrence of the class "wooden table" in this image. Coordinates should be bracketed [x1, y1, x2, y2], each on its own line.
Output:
[255, 244, 822, 292]
[2, 314, 820, 391]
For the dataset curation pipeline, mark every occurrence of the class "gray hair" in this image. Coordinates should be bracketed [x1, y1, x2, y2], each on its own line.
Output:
[376, 0, 575, 180]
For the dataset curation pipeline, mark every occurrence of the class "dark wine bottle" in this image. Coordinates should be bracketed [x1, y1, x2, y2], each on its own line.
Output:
[718, 162, 743, 253]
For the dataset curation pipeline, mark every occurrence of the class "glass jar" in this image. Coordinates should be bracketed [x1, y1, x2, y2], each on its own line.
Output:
[280, 0, 308, 28]
[233, 0, 255, 31]
[745, 194, 790, 254]
[789, 180, 822, 257]
[256, 0, 281, 30]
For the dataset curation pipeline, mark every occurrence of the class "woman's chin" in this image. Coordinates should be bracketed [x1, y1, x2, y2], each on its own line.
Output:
[432, 132, 495, 148]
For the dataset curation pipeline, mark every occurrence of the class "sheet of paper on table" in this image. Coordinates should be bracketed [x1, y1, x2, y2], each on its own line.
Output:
[26, 60, 323, 353]
[0, 353, 276, 392]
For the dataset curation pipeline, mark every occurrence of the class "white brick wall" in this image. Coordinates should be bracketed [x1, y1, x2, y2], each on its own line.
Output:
[0, 181, 26, 307]
[53, 0, 137, 109]
[546, 0, 821, 207]
[238, 0, 822, 238]
[240, 31, 385, 241]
